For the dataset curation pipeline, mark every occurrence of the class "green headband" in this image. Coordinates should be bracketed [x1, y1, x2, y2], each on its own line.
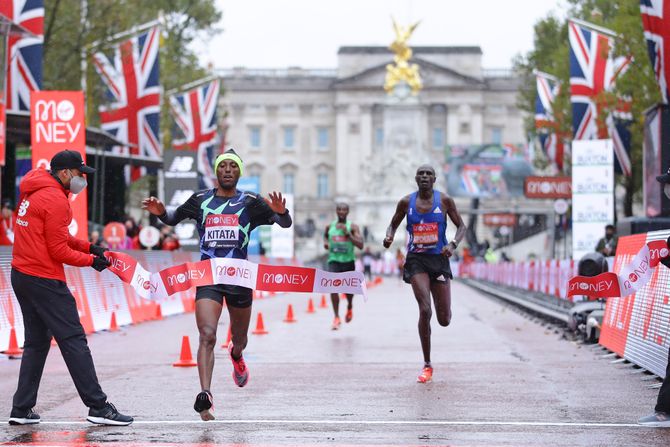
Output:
[214, 153, 244, 176]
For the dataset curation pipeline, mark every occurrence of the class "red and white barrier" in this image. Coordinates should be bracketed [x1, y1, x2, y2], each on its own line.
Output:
[600, 230, 670, 377]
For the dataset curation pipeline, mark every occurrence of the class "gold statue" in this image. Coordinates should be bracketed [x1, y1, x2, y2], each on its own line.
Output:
[384, 18, 423, 95]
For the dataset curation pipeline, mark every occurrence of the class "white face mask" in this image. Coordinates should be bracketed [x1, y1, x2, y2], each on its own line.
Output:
[665, 183, 670, 200]
[68, 170, 88, 194]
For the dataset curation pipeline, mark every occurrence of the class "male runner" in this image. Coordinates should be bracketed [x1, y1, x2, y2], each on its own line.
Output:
[323, 203, 364, 330]
[142, 149, 292, 420]
[383, 165, 466, 383]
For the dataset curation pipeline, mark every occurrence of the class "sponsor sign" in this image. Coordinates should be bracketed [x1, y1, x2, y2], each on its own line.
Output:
[139, 226, 161, 248]
[103, 222, 127, 248]
[572, 140, 614, 260]
[30, 91, 88, 240]
[256, 263, 315, 293]
[269, 193, 294, 258]
[163, 148, 199, 247]
[483, 213, 517, 227]
[524, 176, 572, 199]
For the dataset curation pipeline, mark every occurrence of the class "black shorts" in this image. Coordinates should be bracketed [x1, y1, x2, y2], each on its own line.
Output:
[195, 284, 253, 308]
[402, 252, 453, 284]
[327, 261, 356, 273]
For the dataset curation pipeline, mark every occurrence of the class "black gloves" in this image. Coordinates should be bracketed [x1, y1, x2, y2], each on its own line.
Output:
[91, 255, 110, 272]
[89, 244, 107, 257]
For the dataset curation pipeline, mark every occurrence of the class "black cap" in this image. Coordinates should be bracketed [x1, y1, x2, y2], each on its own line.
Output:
[1, 199, 13, 210]
[50, 150, 95, 174]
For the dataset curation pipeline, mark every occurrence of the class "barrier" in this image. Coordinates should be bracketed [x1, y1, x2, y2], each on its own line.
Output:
[0, 248, 201, 353]
[600, 230, 670, 377]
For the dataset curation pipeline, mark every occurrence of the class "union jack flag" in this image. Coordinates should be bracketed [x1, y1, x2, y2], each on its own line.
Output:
[569, 20, 632, 176]
[0, 0, 43, 111]
[169, 79, 220, 189]
[535, 71, 564, 172]
[93, 27, 161, 183]
[640, 0, 670, 104]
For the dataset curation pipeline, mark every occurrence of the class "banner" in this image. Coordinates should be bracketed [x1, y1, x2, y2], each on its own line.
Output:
[105, 251, 367, 301]
[571, 139, 614, 260]
[30, 90, 88, 240]
[163, 149, 198, 247]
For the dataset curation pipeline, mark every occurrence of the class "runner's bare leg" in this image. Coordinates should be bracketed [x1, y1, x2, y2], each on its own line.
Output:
[196, 299, 223, 390]
[410, 273, 433, 364]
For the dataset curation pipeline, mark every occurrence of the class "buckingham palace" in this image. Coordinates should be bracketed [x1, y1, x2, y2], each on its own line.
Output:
[219, 45, 525, 245]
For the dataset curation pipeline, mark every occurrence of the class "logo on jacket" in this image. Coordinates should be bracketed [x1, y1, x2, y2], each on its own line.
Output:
[18, 200, 30, 217]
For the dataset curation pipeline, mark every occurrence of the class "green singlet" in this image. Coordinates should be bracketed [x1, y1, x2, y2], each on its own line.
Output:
[327, 220, 355, 263]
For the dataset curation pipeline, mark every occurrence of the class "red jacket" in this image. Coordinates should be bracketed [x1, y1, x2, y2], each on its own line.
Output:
[11, 169, 93, 281]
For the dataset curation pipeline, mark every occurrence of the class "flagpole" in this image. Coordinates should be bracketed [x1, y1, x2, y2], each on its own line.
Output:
[532, 69, 559, 82]
[568, 18, 618, 39]
[87, 18, 162, 52]
[165, 75, 221, 97]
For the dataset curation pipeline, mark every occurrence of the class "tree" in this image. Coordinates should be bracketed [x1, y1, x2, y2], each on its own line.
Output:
[514, 0, 661, 217]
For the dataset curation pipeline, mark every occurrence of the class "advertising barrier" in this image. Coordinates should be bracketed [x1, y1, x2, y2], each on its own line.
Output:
[600, 230, 670, 377]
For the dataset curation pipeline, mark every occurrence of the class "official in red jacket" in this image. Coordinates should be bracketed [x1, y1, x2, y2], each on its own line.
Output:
[8, 150, 132, 427]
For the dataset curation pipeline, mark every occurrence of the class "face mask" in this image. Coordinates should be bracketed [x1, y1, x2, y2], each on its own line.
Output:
[68, 170, 88, 194]
[664, 183, 670, 200]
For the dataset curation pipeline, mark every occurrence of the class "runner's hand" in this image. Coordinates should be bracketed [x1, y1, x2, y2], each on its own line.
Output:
[383, 236, 393, 248]
[324, 242, 329, 250]
[142, 197, 166, 216]
[442, 242, 456, 258]
[91, 256, 110, 272]
[89, 244, 107, 257]
[265, 192, 286, 214]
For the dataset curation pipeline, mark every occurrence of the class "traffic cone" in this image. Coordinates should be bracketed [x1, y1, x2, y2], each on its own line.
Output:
[4, 327, 23, 358]
[306, 298, 315, 314]
[283, 304, 297, 323]
[252, 312, 269, 335]
[173, 335, 197, 367]
[155, 304, 163, 321]
[319, 294, 328, 308]
[221, 326, 232, 349]
[109, 312, 119, 332]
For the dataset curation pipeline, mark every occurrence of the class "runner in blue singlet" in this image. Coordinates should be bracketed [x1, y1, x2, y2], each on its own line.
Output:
[383, 164, 466, 383]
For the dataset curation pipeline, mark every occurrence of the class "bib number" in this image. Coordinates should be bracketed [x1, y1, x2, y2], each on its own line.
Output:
[413, 222, 439, 247]
[205, 214, 239, 248]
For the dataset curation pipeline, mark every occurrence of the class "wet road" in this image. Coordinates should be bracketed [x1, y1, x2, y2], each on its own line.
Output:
[1, 278, 669, 446]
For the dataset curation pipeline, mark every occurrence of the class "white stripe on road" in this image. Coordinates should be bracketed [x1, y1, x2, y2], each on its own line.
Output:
[33, 419, 645, 428]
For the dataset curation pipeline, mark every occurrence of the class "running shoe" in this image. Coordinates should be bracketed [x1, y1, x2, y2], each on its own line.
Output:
[417, 366, 433, 383]
[331, 317, 341, 330]
[228, 342, 249, 387]
[638, 412, 670, 427]
[8, 408, 40, 425]
[345, 308, 353, 323]
[87, 402, 133, 426]
[193, 390, 214, 421]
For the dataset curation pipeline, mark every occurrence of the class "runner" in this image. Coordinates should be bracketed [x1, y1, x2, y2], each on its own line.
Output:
[323, 203, 364, 330]
[141, 149, 292, 421]
[383, 164, 466, 383]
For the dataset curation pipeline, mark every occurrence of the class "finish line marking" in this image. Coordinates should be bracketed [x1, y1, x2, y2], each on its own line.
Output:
[32, 419, 644, 428]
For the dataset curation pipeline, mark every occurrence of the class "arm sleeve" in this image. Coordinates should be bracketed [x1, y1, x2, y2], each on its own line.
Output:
[44, 203, 93, 267]
[271, 211, 292, 228]
[158, 193, 199, 226]
[246, 195, 277, 225]
[68, 235, 91, 253]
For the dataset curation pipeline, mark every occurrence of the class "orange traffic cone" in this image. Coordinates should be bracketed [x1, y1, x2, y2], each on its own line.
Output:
[109, 312, 119, 332]
[252, 312, 269, 335]
[4, 327, 23, 358]
[306, 298, 315, 314]
[319, 294, 328, 308]
[155, 304, 163, 320]
[283, 304, 297, 323]
[221, 326, 232, 349]
[173, 335, 197, 367]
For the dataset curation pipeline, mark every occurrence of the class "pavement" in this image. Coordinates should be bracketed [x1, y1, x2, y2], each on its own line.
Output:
[1, 278, 669, 446]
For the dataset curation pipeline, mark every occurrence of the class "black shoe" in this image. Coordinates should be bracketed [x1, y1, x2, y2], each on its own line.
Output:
[86, 402, 133, 426]
[193, 390, 214, 421]
[9, 408, 40, 425]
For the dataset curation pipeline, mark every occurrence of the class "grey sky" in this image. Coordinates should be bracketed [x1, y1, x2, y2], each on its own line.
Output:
[199, 0, 565, 69]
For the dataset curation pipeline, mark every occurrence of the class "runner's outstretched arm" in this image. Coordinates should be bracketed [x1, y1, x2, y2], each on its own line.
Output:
[383, 196, 410, 248]
[141, 194, 198, 226]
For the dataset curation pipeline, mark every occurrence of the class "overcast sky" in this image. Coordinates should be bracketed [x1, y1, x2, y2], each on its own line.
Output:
[197, 0, 566, 69]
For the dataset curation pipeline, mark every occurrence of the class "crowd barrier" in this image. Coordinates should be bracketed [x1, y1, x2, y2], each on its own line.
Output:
[460, 258, 578, 301]
[600, 230, 670, 377]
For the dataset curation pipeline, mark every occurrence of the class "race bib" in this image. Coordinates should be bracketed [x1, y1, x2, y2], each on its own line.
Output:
[413, 222, 438, 246]
[331, 235, 350, 253]
[204, 214, 239, 248]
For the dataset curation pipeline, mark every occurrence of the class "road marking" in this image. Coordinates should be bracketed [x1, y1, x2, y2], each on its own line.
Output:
[30, 419, 644, 428]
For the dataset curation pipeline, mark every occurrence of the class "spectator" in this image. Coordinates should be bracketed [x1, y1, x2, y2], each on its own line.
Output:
[0, 199, 15, 245]
[595, 224, 618, 257]
[362, 247, 374, 282]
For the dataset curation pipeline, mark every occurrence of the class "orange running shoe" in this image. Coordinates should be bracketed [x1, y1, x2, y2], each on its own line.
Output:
[331, 317, 341, 330]
[345, 308, 353, 323]
[227, 342, 249, 387]
[417, 366, 433, 383]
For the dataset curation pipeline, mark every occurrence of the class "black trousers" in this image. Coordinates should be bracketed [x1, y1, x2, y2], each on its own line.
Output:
[10, 268, 107, 412]
[656, 346, 670, 413]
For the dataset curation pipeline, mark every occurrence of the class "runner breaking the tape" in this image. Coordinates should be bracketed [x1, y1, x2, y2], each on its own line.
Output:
[323, 203, 364, 330]
[383, 164, 466, 383]
[141, 148, 292, 421]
